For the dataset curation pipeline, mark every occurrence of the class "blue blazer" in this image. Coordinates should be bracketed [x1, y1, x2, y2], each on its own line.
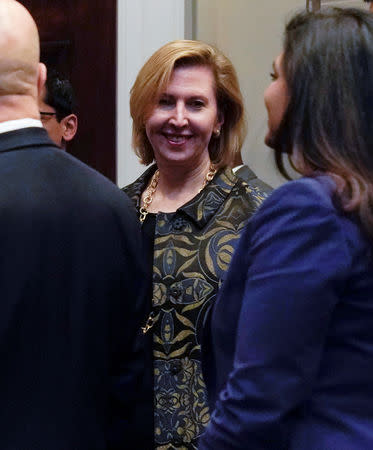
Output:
[199, 176, 373, 449]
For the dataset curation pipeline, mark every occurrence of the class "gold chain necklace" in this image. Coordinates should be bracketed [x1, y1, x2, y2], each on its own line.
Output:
[139, 164, 217, 224]
[139, 170, 160, 223]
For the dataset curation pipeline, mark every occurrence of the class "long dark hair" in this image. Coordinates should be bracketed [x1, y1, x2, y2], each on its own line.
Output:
[274, 8, 373, 239]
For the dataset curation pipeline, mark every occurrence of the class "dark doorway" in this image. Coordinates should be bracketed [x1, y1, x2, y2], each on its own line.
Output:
[19, 0, 117, 182]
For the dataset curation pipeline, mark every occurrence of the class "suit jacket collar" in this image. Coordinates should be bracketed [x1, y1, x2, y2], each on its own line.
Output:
[123, 165, 238, 229]
[0, 127, 58, 154]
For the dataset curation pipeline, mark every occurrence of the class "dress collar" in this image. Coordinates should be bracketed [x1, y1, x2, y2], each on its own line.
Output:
[124, 165, 237, 229]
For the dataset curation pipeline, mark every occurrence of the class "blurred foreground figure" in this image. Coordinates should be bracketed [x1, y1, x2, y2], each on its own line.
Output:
[200, 8, 373, 450]
[0, 2, 147, 449]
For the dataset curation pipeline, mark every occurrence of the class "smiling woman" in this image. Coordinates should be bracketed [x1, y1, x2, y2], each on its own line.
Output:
[120, 40, 272, 449]
[145, 66, 221, 172]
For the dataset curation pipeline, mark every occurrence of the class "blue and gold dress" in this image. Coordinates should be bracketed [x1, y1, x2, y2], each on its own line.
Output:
[123, 166, 270, 449]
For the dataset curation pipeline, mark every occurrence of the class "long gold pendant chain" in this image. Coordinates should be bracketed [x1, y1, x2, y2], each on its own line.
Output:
[141, 311, 158, 334]
[140, 164, 217, 334]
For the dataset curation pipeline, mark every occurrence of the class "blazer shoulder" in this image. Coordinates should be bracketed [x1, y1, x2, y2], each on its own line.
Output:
[247, 175, 358, 270]
[260, 175, 337, 213]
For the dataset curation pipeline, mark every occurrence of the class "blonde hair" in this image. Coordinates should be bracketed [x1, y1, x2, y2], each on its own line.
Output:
[130, 40, 246, 167]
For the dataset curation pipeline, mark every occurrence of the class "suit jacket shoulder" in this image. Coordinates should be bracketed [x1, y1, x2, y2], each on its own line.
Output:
[0, 127, 148, 450]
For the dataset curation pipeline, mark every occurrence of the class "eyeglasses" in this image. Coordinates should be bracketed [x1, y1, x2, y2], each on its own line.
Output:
[40, 111, 57, 123]
[40, 111, 56, 117]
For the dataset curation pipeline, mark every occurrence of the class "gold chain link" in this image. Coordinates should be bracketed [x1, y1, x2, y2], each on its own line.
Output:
[198, 164, 217, 193]
[139, 170, 160, 223]
[141, 312, 157, 334]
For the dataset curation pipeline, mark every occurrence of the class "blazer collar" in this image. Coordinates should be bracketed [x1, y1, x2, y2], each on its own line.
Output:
[0, 127, 58, 153]
[125, 165, 237, 229]
[180, 167, 237, 229]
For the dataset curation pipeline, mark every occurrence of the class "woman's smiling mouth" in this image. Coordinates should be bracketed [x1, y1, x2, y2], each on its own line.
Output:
[163, 133, 192, 145]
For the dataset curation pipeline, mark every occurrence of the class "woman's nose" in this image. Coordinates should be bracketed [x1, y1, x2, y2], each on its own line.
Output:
[169, 102, 188, 127]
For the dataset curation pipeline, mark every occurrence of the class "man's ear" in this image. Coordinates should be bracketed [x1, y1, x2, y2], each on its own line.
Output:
[37, 63, 47, 98]
[61, 114, 78, 142]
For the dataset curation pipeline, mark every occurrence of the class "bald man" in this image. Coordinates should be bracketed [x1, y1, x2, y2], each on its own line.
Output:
[0, 2, 147, 449]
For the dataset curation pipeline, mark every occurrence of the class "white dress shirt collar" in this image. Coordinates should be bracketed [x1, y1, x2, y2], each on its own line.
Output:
[0, 118, 43, 135]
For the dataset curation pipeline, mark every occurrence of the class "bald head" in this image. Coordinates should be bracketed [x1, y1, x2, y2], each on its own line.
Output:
[0, 0, 40, 97]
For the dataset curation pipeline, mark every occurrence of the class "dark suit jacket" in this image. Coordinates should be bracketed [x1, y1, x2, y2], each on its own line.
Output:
[200, 176, 373, 449]
[0, 127, 147, 450]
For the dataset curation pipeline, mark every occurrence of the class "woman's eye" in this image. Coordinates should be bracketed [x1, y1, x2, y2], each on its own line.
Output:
[270, 72, 277, 81]
[190, 100, 204, 109]
[158, 98, 173, 106]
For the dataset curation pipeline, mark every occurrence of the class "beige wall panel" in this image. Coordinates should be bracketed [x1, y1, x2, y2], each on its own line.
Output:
[196, 0, 368, 187]
[321, 0, 367, 7]
[196, 0, 308, 187]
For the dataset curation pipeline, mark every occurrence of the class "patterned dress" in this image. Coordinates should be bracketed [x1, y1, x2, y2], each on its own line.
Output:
[123, 166, 271, 449]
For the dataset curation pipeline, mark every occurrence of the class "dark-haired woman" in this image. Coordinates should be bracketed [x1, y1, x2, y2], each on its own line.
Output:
[200, 8, 373, 450]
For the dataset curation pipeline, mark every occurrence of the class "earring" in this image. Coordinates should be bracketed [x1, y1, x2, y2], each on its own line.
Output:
[215, 128, 220, 137]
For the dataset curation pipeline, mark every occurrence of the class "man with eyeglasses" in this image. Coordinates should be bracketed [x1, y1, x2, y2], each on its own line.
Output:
[38, 70, 78, 149]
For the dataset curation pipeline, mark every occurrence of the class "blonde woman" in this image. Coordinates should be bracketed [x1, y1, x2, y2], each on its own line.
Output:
[122, 40, 271, 449]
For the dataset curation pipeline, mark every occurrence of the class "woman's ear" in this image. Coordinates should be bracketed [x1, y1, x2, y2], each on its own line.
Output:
[216, 111, 224, 130]
[213, 111, 224, 137]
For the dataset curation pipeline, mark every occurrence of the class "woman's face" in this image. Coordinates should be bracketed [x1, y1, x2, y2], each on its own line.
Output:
[145, 65, 223, 168]
[264, 53, 289, 147]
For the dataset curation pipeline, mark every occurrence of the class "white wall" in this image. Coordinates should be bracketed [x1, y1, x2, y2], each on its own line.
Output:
[116, 0, 188, 187]
[195, 0, 368, 187]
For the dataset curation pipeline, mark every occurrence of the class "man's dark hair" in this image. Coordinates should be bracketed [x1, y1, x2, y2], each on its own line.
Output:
[45, 70, 76, 122]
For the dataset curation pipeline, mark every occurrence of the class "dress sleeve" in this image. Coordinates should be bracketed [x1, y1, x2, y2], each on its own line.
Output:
[199, 178, 351, 450]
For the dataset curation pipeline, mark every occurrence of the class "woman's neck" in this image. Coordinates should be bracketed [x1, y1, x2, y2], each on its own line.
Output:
[146, 159, 213, 213]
